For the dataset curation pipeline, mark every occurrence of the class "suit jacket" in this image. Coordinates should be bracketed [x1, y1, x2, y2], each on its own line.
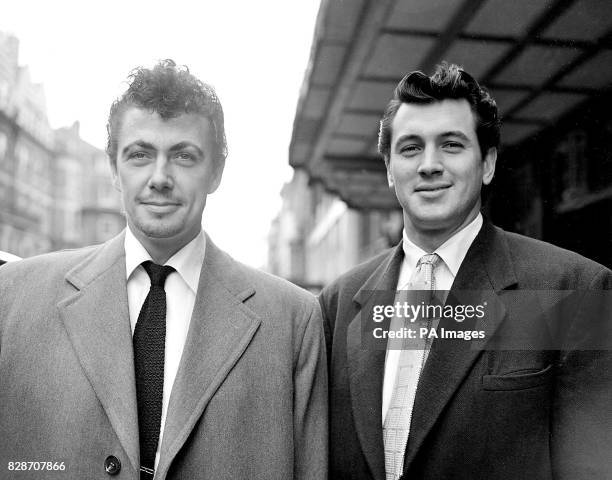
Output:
[0, 231, 328, 479]
[320, 221, 612, 480]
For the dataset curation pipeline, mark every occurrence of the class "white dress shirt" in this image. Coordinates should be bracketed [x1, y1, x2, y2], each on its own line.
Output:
[382, 213, 483, 423]
[124, 227, 205, 469]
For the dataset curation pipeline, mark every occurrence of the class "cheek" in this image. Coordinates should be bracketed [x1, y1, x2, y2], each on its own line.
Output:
[117, 166, 147, 188]
[120, 177, 144, 196]
[183, 180, 209, 204]
[454, 164, 483, 188]
[392, 164, 415, 184]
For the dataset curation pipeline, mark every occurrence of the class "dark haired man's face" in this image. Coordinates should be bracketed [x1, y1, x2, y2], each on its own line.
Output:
[387, 99, 496, 247]
[111, 108, 223, 258]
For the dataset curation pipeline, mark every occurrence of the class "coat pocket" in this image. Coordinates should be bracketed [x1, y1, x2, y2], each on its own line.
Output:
[482, 364, 554, 391]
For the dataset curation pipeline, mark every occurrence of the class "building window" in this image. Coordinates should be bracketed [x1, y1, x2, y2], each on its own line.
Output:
[15, 144, 30, 177]
[0, 81, 8, 109]
[0, 131, 6, 160]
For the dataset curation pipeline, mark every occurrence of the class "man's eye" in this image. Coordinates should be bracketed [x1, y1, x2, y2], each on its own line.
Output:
[128, 151, 150, 162]
[174, 152, 196, 163]
[442, 142, 464, 151]
[399, 145, 421, 155]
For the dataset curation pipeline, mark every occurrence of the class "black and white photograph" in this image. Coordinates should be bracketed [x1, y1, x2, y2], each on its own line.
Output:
[1, 1, 611, 479]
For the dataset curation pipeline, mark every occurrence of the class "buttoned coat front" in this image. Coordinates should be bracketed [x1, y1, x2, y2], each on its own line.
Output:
[0, 231, 328, 480]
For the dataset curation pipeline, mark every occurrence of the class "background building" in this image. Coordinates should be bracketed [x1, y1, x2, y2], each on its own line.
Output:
[269, 170, 402, 290]
[54, 122, 124, 249]
[0, 32, 122, 258]
[269, 0, 612, 288]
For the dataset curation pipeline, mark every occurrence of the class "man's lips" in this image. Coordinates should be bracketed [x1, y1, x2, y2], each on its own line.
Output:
[414, 184, 451, 192]
[140, 200, 181, 206]
[140, 201, 181, 212]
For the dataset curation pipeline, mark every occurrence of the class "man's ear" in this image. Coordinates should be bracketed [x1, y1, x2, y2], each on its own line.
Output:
[482, 147, 497, 185]
[386, 157, 394, 188]
[109, 158, 121, 191]
[207, 156, 226, 194]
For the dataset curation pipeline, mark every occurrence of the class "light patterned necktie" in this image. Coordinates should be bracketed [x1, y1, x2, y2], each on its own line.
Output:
[383, 253, 440, 480]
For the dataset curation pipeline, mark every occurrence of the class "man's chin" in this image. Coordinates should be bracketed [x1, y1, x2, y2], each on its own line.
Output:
[410, 207, 480, 235]
[133, 220, 183, 240]
[408, 211, 460, 233]
[410, 207, 451, 225]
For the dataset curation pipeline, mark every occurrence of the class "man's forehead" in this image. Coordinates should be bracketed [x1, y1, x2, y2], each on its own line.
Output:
[391, 99, 477, 138]
[120, 107, 211, 128]
[118, 107, 213, 142]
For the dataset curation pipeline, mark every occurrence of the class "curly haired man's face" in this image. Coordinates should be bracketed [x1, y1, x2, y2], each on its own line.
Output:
[111, 107, 223, 253]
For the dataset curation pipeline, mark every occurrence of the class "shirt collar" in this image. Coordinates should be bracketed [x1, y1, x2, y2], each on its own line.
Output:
[124, 227, 206, 294]
[402, 212, 483, 278]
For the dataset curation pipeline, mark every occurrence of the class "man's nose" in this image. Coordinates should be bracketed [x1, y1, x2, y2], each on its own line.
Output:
[148, 155, 174, 190]
[416, 146, 443, 176]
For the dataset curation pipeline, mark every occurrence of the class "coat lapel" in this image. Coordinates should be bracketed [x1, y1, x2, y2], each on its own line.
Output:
[347, 243, 403, 480]
[57, 231, 140, 473]
[403, 221, 518, 470]
[155, 236, 260, 480]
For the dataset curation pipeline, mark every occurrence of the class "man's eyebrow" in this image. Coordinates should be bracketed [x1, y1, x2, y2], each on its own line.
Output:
[121, 141, 205, 157]
[121, 141, 155, 156]
[394, 134, 423, 146]
[440, 131, 470, 141]
[169, 142, 204, 156]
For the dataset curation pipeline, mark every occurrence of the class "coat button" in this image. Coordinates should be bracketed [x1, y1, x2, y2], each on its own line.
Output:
[104, 455, 121, 475]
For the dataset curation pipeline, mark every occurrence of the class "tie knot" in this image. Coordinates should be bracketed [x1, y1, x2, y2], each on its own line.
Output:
[417, 253, 440, 268]
[142, 261, 175, 287]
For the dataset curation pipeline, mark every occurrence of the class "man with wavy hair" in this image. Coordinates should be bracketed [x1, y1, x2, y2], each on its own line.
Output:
[320, 63, 611, 479]
[0, 60, 327, 480]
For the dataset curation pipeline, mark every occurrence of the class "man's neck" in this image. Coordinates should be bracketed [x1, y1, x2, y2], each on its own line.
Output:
[404, 210, 480, 253]
[141, 242, 181, 265]
[129, 227, 200, 265]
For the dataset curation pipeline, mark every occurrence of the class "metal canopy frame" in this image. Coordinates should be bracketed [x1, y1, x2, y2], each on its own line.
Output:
[290, 0, 612, 209]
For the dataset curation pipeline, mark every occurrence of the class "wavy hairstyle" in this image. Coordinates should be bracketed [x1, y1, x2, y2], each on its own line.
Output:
[378, 62, 500, 164]
[106, 59, 227, 165]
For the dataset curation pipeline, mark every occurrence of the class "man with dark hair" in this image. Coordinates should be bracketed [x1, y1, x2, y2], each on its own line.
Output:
[320, 63, 611, 479]
[0, 60, 327, 480]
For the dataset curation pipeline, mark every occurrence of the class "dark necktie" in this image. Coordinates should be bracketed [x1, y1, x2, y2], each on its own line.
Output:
[133, 261, 175, 479]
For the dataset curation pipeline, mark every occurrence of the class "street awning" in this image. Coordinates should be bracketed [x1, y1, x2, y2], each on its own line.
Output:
[289, 0, 612, 209]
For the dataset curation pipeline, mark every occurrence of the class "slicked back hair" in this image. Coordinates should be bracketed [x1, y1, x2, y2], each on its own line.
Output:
[106, 59, 227, 165]
[378, 62, 500, 164]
